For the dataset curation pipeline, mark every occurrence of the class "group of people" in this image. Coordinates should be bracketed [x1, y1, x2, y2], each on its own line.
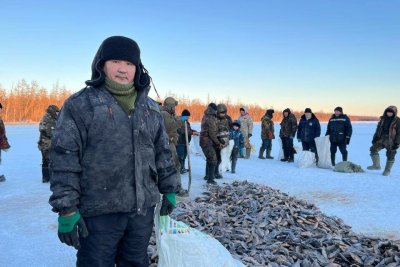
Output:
[0, 36, 398, 267]
[258, 106, 399, 176]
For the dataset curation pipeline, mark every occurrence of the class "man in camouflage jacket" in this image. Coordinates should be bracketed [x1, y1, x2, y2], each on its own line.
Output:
[259, 109, 275, 159]
[38, 104, 59, 183]
[215, 103, 233, 178]
[367, 106, 400, 176]
[200, 103, 222, 184]
[238, 106, 254, 159]
[161, 97, 188, 197]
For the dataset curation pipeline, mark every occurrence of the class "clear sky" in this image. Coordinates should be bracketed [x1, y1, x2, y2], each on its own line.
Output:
[0, 0, 399, 116]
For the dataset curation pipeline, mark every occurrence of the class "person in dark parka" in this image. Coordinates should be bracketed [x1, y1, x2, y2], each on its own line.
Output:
[367, 106, 400, 176]
[49, 36, 178, 267]
[200, 103, 222, 184]
[259, 109, 275, 159]
[215, 103, 233, 178]
[325, 106, 352, 166]
[38, 105, 59, 183]
[0, 103, 10, 182]
[280, 108, 298, 162]
[177, 109, 198, 174]
[297, 108, 321, 162]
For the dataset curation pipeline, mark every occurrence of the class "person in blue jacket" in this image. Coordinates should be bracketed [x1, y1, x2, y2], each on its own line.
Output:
[229, 120, 244, 173]
[297, 108, 321, 162]
[325, 106, 353, 166]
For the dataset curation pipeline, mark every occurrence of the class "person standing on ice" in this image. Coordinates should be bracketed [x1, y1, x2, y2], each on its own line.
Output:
[176, 109, 198, 174]
[200, 103, 223, 184]
[297, 108, 321, 162]
[0, 103, 10, 182]
[280, 108, 298, 162]
[325, 106, 352, 166]
[49, 36, 178, 267]
[38, 105, 59, 183]
[259, 109, 275, 159]
[238, 106, 253, 159]
[367, 106, 400, 176]
[215, 103, 233, 177]
[229, 120, 244, 173]
[161, 97, 188, 197]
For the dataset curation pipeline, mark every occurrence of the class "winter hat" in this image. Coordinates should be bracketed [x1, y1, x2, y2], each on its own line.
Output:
[208, 103, 218, 111]
[283, 108, 291, 114]
[266, 109, 274, 116]
[334, 107, 343, 113]
[304, 108, 312, 113]
[232, 120, 241, 128]
[86, 36, 150, 89]
[217, 104, 227, 113]
[164, 97, 178, 107]
[181, 109, 191, 116]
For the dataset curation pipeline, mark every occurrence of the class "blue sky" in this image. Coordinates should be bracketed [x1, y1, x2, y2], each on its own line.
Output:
[0, 0, 399, 116]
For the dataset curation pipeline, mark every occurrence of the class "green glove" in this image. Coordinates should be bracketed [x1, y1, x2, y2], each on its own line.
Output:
[58, 212, 88, 249]
[160, 193, 176, 216]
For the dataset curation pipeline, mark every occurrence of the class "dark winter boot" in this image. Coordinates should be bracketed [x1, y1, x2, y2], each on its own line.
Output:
[0, 175, 5, 182]
[245, 148, 251, 159]
[207, 163, 217, 185]
[258, 148, 266, 159]
[367, 154, 381, 170]
[266, 149, 274, 159]
[203, 163, 209, 180]
[42, 166, 50, 183]
[215, 164, 223, 179]
[231, 160, 237, 174]
[331, 154, 336, 166]
[287, 150, 294, 163]
[382, 160, 394, 176]
[280, 158, 288, 162]
[342, 151, 348, 162]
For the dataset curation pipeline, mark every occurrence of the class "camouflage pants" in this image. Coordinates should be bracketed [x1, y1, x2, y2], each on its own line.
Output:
[201, 144, 218, 165]
[41, 148, 50, 167]
[169, 144, 182, 189]
[370, 137, 397, 161]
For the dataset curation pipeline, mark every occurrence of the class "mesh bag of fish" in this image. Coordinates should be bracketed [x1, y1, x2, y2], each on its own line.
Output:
[154, 205, 245, 267]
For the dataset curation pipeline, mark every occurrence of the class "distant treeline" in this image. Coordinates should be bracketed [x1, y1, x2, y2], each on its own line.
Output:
[0, 80, 378, 123]
[0, 80, 70, 123]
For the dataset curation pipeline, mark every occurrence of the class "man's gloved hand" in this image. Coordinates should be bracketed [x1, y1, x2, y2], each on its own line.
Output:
[346, 137, 351, 145]
[160, 193, 176, 216]
[392, 143, 399, 150]
[248, 134, 252, 138]
[58, 212, 88, 249]
[290, 136, 294, 139]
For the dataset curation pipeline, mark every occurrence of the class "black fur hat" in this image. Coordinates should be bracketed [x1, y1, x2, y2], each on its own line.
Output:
[85, 36, 150, 89]
[181, 109, 191, 116]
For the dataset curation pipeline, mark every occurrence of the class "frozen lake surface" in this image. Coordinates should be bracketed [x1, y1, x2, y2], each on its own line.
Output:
[0, 122, 399, 266]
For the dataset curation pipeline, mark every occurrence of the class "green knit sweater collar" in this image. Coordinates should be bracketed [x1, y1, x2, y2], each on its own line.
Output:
[105, 78, 137, 113]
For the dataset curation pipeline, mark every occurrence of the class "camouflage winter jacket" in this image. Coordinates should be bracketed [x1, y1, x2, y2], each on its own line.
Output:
[49, 85, 178, 217]
[261, 115, 274, 140]
[217, 114, 233, 147]
[38, 108, 58, 151]
[373, 106, 400, 146]
[161, 106, 181, 146]
[200, 107, 221, 148]
[280, 111, 298, 138]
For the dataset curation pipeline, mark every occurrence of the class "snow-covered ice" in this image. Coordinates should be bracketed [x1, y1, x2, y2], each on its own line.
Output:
[0, 122, 399, 266]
